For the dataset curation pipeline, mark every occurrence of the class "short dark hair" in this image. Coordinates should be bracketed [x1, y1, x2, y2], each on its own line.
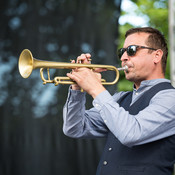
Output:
[125, 27, 168, 74]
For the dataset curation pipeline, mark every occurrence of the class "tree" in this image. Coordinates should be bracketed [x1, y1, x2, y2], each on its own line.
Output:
[0, 0, 122, 175]
[117, 0, 169, 91]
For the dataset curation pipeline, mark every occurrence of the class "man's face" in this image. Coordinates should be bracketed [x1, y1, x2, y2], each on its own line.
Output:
[121, 32, 156, 84]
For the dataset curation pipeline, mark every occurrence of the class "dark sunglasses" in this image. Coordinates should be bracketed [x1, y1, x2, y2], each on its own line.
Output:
[118, 45, 157, 59]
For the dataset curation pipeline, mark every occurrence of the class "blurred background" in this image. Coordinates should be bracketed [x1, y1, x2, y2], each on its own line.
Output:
[0, 0, 174, 175]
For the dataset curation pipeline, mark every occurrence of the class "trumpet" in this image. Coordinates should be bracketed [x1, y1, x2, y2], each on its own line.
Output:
[18, 49, 128, 86]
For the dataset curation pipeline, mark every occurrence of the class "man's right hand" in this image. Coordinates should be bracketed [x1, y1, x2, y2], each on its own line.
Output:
[71, 53, 92, 90]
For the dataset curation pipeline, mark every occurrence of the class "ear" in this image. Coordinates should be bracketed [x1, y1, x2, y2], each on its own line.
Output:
[153, 49, 163, 64]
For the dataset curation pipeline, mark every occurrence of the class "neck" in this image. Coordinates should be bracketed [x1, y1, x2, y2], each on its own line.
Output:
[134, 76, 165, 90]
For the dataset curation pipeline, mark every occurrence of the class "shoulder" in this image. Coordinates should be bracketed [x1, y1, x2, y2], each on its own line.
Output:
[150, 88, 175, 107]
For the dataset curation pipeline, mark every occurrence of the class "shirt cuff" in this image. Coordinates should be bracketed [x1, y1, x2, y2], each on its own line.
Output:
[67, 86, 86, 102]
[93, 90, 113, 111]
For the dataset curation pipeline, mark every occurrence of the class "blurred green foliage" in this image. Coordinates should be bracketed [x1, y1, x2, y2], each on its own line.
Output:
[118, 0, 169, 91]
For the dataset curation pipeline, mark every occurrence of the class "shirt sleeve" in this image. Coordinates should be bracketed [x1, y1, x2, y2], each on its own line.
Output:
[93, 89, 175, 147]
[63, 88, 109, 138]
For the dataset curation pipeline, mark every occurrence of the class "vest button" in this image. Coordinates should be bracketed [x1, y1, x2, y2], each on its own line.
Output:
[108, 147, 112, 151]
[103, 161, 108, 165]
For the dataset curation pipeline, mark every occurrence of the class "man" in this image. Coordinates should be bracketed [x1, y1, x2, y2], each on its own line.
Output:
[63, 27, 175, 175]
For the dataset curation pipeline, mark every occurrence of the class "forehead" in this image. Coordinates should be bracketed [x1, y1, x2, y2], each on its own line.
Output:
[124, 32, 150, 47]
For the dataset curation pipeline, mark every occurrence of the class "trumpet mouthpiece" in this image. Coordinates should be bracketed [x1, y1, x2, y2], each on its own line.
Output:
[117, 65, 128, 71]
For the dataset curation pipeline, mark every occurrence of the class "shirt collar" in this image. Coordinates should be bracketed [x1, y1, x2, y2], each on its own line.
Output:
[133, 79, 170, 92]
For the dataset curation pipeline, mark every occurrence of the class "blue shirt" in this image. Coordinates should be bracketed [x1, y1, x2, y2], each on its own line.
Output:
[63, 79, 175, 147]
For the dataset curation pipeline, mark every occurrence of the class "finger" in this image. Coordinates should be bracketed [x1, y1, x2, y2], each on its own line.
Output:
[80, 53, 91, 59]
[77, 56, 83, 63]
[83, 53, 92, 63]
[67, 72, 75, 80]
[77, 53, 92, 64]
[67, 72, 82, 85]
[93, 68, 107, 73]
[71, 59, 75, 63]
[85, 53, 91, 58]
[95, 73, 102, 82]
[70, 59, 76, 72]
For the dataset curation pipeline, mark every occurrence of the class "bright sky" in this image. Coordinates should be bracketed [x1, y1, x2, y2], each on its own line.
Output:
[119, 0, 148, 27]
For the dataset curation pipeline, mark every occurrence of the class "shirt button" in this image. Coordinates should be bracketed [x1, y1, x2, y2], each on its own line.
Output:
[94, 103, 101, 109]
[103, 161, 108, 165]
[135, 92, 139, 95]
[104, 120, 107, 123]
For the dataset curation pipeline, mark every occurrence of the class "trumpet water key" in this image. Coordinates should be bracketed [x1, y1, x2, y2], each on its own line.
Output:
[18, 49, 128, 86]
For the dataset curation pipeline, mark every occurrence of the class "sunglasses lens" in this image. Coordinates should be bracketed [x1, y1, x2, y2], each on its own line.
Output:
[118, 45, 138, 59]
[118, 48, 125, 59]
[127, 45, 137, 56]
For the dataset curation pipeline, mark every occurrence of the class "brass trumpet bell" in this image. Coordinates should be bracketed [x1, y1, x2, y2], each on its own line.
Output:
[18, 49, 128, 86]
[19, 49, 34, 78]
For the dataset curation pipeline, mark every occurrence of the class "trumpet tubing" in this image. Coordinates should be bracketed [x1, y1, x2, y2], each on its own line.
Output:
[18, 49, 128, 86]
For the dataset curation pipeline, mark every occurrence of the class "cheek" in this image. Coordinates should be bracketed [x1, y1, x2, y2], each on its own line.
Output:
[132, 55, 151, 69]
[134, 60, 154, 77]
[129, 60, 146, 77]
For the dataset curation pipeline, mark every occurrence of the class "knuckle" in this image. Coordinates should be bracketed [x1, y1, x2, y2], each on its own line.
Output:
[86, 53, 91, 57]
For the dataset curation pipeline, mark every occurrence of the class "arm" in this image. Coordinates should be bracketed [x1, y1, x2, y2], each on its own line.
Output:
[64, 53, 175, 147]
[63, 53, 109, 138]
[63, 88, 109, 138]
[63, 85, 175, 147]
[93, 89, 175, 147]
